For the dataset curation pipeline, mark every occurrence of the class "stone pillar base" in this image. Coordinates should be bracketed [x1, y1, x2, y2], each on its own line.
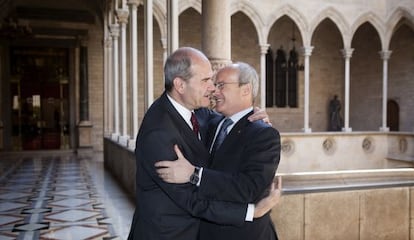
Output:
[342, 127, 352, 132]
[302, 127, 312, 133]
[111, 133, 119, 141]
[380, 126, 390, 132]
[78, 121, 93, 148]
[118, 135, 129, 147]
[128, 138, 136, 150]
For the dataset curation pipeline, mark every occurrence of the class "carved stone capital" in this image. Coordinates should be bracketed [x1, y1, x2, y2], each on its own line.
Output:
[109, 24, 120, 38]
[128, 0, 140, 8]
[301, 46, 314, 57]
[260, 44, 270, 55]
[116, 9, 129, 24]
[209, 58, 232, 72]
[341, 48, 354, 59]
[379, 50, 392, 60]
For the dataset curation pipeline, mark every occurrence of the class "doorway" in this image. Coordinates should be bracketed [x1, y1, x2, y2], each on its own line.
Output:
[387, 99, 399, 131]
[10, 47, 70, 150]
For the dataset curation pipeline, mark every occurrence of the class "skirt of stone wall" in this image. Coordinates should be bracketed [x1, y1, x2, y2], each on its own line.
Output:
[272, 187, 413, 240]
[104, 138, 136, 198]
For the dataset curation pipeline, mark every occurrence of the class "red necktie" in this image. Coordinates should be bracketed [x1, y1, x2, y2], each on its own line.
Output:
[190, 112, 199, 136]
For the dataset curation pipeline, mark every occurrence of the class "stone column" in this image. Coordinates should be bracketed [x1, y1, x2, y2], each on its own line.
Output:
[145, 0, 154, 109]
[202, 0, 232, 70]
[260, 44, 270, 109]
[160, 37, 168, 64]
[116, 8, 129, 146]
[79, 44, 89, 122]
[77, 40, 93, 148]
[104, 37, 113, 137]
[129, 0, 139, 148]
[301, 46, 313, 133]
[341, 48, 354, 132]
[110, 23, 120, 141]
[167, 0, 179, 55]
[379, 50, 392, 132]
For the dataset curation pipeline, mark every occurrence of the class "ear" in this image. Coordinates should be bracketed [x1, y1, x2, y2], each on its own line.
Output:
[241, 83, 251, 96]
[173, 77, 186, 94]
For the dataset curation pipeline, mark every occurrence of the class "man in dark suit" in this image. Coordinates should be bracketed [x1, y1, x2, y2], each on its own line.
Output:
[156, 62, 281, 240]
[128, 47, 280, 240]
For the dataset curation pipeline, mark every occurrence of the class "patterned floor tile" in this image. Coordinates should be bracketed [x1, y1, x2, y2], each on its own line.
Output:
[0, 215, 22, 226]
[46, 209, 100, 222]
[13, 222, 49, 231]
[41, 225, 108, 239]
[0, 192, 33, 200]
[0, 202, 27, 212]
[49, 198, 93, 208]
[21, 208, 52, 214]
[0, 153, 133, 239]
[0, 232, 18, 239]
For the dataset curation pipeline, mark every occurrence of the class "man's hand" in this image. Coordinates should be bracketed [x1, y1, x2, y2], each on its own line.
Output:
[254, 176, 282, 218]
[248, 107, 272, 126]
[155, 145, 195, 183]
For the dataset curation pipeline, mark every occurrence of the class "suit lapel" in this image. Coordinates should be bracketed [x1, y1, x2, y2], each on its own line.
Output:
[206, 116, 224, 151]
[220, 112, 251, 149]
[208, 111, 254, 166]
[160, 93, 210, 166]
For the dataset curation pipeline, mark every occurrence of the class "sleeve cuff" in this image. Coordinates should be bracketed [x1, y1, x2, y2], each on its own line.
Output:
[196, 167, 203, 186]
[245, 203, 254, 221]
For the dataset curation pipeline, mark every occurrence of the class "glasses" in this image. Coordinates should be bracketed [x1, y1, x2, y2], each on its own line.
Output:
[214, 82, 240, 90]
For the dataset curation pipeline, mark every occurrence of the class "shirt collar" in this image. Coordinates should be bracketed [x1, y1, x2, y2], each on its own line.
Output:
[228, 107, 254, 126]
[221, 106, 254, 132]
[167, 94, 193, 129]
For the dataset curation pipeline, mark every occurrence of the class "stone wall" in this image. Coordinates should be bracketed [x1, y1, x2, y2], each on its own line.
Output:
[272, 186, 413, 240]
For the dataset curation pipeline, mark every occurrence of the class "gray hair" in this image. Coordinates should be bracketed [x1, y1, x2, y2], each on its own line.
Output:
[164, 47, 205, 92]
[233, 62, 259, 100]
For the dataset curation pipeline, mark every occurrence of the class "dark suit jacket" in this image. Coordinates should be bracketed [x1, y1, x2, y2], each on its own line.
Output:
[199, 110, 281, 240]
[128, 92, 248, 240]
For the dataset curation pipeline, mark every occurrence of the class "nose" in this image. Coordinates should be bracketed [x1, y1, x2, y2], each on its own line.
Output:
[207, 79, 215, 92]
[212, 87, 220, 97]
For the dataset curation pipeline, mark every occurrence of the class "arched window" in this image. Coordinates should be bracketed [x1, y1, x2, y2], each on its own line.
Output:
[265, 48, 274, 107]
[287, 47, 298, 107]
[275, 47, 287, 107]
[266, 45, 298, 108]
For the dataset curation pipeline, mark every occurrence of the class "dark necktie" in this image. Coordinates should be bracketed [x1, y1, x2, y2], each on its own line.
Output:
[190, 112, 200, 137]
[211, 118, 233, 154]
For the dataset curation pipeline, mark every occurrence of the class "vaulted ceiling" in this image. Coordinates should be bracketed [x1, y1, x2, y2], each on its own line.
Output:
[0, 0, 106, 41]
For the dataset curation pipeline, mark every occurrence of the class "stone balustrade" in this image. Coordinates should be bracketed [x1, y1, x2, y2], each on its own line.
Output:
[104, 132, 414, 240]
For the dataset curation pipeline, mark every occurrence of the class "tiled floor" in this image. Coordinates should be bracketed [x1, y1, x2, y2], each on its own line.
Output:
[0, 152, 135, 240]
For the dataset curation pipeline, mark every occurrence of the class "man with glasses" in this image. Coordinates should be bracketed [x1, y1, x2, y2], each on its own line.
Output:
[156, 62, 281, 240]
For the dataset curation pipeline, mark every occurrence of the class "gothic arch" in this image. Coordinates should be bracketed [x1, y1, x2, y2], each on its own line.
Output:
[266, 4, 308, 46]
[153, 1, 166, 40]
[350, 12, 385, 49]
[309, 7, 348, 49]
[230, 1, 264, 44]
[179, 0, 201, 14]
[385, 7, 414, 49]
